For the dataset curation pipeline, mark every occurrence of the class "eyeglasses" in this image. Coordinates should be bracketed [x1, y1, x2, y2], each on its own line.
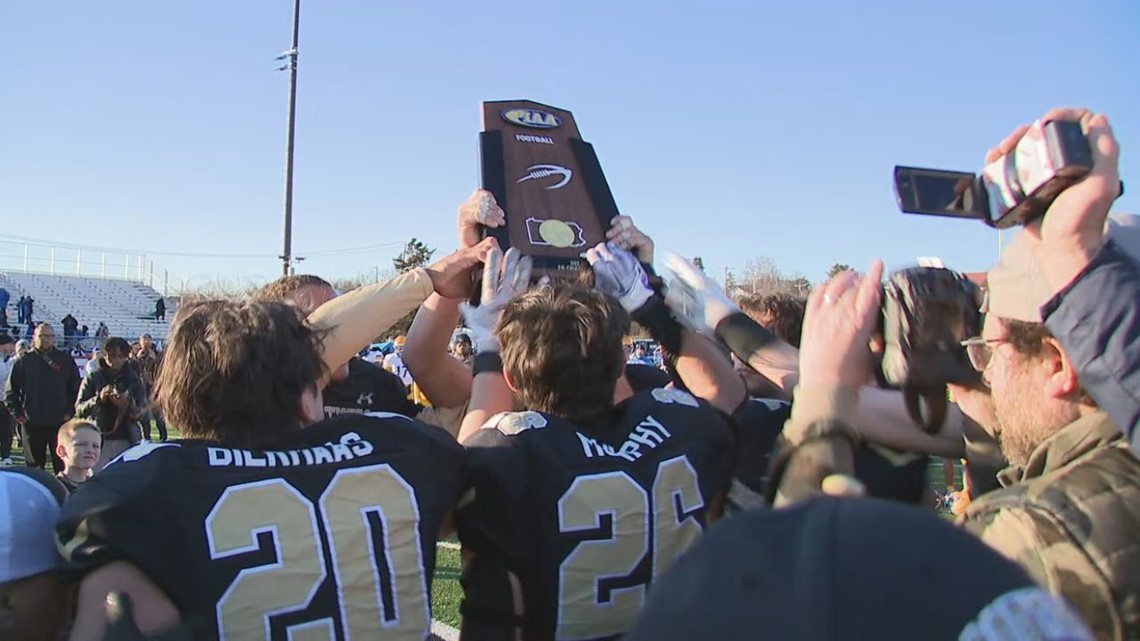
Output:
[960, 336, 1008, 372]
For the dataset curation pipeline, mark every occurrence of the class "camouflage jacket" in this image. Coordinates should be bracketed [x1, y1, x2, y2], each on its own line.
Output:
[959, 411, 1140, 640]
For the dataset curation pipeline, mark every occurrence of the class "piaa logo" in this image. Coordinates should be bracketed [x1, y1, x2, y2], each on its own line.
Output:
[502, 108, 561, 129]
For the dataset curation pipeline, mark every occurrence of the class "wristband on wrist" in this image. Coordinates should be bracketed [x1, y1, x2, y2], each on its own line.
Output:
[764, 418, 858, 505]
[794, 417, 859, 444]
[715, 312, 779, 361]
[631, 295, 684, 358]
[472, 351, 503, 376]
[641, 261, 666, 295]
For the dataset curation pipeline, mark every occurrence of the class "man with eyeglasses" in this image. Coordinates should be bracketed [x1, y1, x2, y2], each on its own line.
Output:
[3, 323, 81, 471]
[948, 200, 1140, 636]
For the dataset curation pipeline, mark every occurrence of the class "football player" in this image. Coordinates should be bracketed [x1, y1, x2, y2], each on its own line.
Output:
[58, 240, 490, 640]
[256, 274, 466, 436]
[454, 243, 744, 640]
[402, 191, 684, 445]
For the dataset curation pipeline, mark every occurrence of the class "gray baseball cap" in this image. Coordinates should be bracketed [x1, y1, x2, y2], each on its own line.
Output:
[0, 468, 67, 583]
[986, 213, 1140, 322]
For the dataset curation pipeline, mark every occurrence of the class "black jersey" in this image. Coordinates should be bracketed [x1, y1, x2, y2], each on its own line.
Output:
[457, 387, 734, 641]
[726, 397, 931, 509]
[57, 413, 464, 641]
[725, 397, 790, 512]
[853, 443, 930, 505]
[323, 357, 421, 419]
[622, 364, 671, 393]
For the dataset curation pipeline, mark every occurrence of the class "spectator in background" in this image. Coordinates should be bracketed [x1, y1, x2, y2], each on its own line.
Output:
[14, 339, 30, 358]
[16, 295, 27, 325]
[60, 313, 79, 347]
[76, 324, 89, 350]
[133, 333, 166, 442]
[75, 337, 146, 470]
[0, 286, 8, 328]
[627, 342, 654, 365]
[3, 323, 81, 471]
[54, 419, 101, 493]
[154, 297, 166, 321]
[24, 296, 33, 324]
[451, 332, 473, 368]
[95, 322, 109, 343]
[85, 347, 100, 377]
[382, 335, 412, 388]
[0, 335, 15, 466]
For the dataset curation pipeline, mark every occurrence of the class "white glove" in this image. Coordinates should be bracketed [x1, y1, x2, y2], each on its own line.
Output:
[661, 252, 740, 334]
[585, 242, 654, 312]
[460, 246, 532, 353]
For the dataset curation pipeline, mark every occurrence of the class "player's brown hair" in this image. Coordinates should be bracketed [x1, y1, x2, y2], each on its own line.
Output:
[497, 284, 630, 425]
[738, 293, 807, 348]
[57, 419, 100, 446]
[254, 275, 333, 309]
[153, 300, 328, 449]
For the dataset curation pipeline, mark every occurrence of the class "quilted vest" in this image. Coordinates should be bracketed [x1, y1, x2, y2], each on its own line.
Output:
[965, 413, 1140, 639]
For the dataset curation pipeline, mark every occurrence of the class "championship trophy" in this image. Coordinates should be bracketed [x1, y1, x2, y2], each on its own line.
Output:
[478, 100, 620, 285]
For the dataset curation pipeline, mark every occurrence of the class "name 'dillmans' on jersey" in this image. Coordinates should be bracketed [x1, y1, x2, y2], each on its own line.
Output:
[207, 432, 376, 468]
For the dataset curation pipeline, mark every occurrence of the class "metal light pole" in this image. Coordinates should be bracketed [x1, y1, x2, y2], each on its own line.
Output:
[289, 256, 306, 276]
[278, 0, 301, 276]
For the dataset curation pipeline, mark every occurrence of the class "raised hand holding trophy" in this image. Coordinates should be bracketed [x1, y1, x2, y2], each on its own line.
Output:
[479, 100, 620, 285]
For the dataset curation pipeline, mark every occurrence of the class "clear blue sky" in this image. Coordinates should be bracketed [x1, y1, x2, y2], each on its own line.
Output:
[2, 1, 1137, 289]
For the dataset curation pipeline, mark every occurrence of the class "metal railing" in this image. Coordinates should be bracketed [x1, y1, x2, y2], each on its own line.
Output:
[0, 240, 173, 296]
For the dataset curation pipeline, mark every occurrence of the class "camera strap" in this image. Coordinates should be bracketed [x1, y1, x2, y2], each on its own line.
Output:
[903, 385, 948, 435]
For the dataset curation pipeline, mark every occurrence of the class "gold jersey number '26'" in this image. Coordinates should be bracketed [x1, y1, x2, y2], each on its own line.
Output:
[556, 455, 705, 640]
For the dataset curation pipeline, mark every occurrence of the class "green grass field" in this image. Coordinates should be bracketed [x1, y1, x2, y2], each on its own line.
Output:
[432, 542, 463, 629]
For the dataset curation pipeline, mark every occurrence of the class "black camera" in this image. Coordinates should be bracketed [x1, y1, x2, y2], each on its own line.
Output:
[877, 267, 984, 433]
[892, 119, 1118, 229]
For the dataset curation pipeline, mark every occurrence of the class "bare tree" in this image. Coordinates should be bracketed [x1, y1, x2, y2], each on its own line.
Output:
[827, 263, 854, 279]
[175, 274, 263, 301]
[738, 257, 812, 298]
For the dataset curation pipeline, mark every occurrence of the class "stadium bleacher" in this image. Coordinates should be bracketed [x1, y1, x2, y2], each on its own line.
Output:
[0, 272, 170, 342]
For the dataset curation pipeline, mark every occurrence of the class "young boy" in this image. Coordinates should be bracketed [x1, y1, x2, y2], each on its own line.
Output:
[55, 419, 101, 493]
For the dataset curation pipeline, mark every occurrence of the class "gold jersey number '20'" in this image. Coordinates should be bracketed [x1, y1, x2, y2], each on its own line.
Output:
[556, 455, 705, 640]
[205, 464, 429, 640]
